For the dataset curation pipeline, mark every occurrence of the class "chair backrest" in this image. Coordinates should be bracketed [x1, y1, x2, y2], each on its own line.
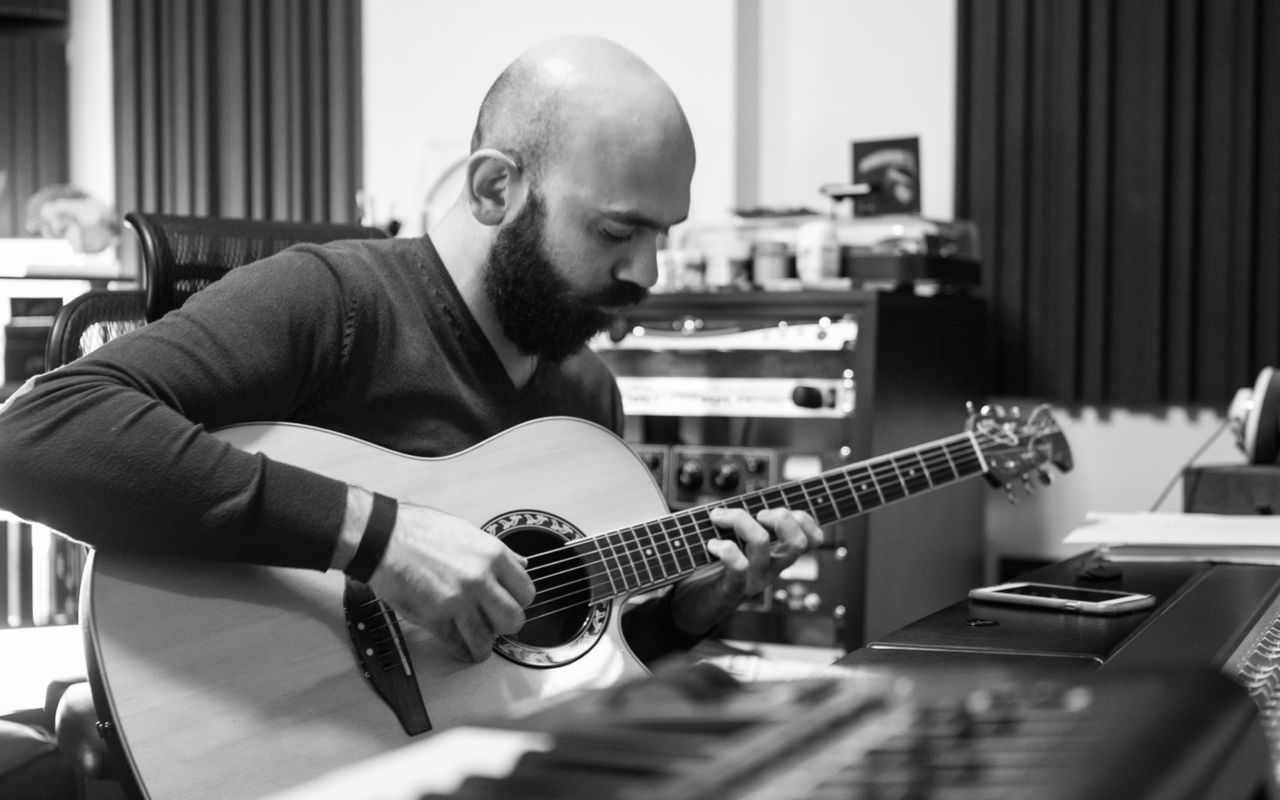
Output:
[123, 212, 390, 322]
[44, 289, 148, 370]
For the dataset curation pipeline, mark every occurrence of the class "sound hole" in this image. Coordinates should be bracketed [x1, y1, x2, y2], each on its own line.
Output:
[500, 526, 591, 648]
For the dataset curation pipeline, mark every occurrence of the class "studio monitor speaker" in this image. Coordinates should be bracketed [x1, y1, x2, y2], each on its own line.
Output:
[1229, 367, 1280, 464]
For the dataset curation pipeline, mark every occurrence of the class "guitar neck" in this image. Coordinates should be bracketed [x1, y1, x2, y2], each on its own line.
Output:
[577, 431, 988, 599]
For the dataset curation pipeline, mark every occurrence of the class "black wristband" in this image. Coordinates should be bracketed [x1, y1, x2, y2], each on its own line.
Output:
[346, 492, 397, 583]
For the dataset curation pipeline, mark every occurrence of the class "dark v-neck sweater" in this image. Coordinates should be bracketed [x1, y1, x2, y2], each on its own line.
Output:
[0, 235, 700, 661]
[0, 235, 626, 565]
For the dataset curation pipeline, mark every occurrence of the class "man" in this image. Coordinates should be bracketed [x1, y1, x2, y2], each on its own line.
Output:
[0, 35, 821, 666]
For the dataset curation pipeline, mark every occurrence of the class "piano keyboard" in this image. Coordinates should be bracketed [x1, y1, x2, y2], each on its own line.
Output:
[263, 662, 1275, 800]
[1225, 587, 1280, 785]
[1, 511, 85, 628]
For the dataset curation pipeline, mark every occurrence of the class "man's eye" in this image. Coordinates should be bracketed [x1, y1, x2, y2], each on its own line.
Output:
[600, 226, 633, 242]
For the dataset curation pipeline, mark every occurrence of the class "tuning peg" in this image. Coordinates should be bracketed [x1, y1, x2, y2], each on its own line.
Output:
[1022, 476, 1036, 494]
[1004, 483, 1017, 503]
[1038, 468, 1054, 486]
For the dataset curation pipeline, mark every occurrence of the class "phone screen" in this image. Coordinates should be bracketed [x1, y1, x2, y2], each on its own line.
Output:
[993, 584, 1135, 602]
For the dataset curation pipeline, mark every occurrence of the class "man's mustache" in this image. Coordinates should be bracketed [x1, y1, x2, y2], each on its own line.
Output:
[591, 282, 648, 308]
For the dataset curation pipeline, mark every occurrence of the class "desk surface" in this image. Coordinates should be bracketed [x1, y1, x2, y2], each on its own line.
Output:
[839, 552, 1280, 678]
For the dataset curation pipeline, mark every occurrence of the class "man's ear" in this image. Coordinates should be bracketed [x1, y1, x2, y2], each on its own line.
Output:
[465, 149, 524, 226]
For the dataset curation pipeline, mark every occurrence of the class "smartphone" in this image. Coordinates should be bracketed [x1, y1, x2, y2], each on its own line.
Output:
[968, 581, 1156, 615]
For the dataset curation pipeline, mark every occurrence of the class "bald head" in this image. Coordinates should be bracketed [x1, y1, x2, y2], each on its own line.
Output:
[470, 35, 693, 183]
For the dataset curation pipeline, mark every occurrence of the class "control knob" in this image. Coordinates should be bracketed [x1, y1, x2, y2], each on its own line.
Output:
[791, 385, 832, 409]
[677, 460, 704, 491]
[710, 462, 740, 492]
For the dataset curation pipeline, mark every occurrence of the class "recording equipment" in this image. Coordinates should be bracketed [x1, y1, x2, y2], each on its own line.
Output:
[261, 662, 1275, 800]
[1229, 366, 1280, 464]
[594, 290, 987, 651]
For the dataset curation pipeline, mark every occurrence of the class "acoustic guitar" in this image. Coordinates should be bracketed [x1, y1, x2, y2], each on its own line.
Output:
[82, 406, 1071, 799]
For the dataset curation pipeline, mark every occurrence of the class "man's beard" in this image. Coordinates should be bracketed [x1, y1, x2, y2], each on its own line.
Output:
[483, 190, 647, 363]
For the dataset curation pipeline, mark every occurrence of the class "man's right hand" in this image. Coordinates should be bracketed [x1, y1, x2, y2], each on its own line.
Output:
[367, 502, 535, 662]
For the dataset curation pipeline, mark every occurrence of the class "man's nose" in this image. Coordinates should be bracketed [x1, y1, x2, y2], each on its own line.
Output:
[615, 237, 659, 290]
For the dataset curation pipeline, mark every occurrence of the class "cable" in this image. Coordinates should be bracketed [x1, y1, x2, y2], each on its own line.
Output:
[1148, 416, 1231, 512]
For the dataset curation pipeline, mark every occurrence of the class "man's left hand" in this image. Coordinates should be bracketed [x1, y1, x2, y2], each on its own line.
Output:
[669, 507, 824, 636]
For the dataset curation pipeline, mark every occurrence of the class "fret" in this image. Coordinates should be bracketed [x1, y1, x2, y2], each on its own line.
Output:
[686, 509, 717, 570]
[841, 467, 868, 512]
[640, 522, 670, 584]
[794, 479, 822, 522]
[914, 450, 935, 489]
[609, 531, 643, 593]
[895, 452, 931, 495]
[632, 524, 657, 587]
[662, 517, 697, 575]
[834, 470, 864, 516]
[967, 430, 992, 474]
[886, 457, 910, 501]
[861, 464, 887, 507]
[808, 473, 838, 521]
[591, 537, 620, 599]
[689, 508, 722, 566]
[941, 440, 960, 480]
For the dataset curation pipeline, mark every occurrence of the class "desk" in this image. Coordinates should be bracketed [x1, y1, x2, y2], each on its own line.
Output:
[840, 552, 1280, 674]
[838, 549, 1280, 784]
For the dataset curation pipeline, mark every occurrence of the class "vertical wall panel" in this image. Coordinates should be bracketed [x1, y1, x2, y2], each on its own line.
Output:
[1163, 0, 1199, 401]
[1229, 0, 1259, 387]
[1078, 0, 1114, 402]
[112, 0, 362, 224]
[997, 0, 1029, 394]
[1192, 2, 1235, 400]
[0, 23, 68, 237]
[1108, 0, 1168, 404]
[1256, 0, 1280, 370]
[957, 0, 1280, 406]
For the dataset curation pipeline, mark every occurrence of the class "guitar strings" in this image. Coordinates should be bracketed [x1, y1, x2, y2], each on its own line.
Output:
[516, 435, 996, 624]
[361, 424, 1034, 634]
[520, 432, 986, 587]
[519, 455, 1015, 625]
[518, 434, 988, 605]
[365, 428, 1022, 631]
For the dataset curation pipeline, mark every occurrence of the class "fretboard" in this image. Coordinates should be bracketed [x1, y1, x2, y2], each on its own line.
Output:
[578, 431, 987, 599]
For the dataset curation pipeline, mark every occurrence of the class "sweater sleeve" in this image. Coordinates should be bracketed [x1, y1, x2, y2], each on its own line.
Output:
[621, 590, 708, 666]
[0, 251, 356, 569]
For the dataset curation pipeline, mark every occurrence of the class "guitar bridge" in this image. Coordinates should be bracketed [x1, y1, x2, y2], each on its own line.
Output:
[342, 579, 432, 735]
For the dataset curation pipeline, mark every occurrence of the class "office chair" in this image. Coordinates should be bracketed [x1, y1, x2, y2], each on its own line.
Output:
[44, 289, 148, 371]
[123, 211, 389, 322]
[0, 290, 151, 799]
[39, 214, 390, 797]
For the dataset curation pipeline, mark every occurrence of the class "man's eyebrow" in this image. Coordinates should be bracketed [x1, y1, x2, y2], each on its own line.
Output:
[602, 209, 686, 233]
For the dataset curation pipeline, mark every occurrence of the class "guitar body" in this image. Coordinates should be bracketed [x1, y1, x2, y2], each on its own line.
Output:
[83, 418, 662, 800]
[82, 405, 1072, 799]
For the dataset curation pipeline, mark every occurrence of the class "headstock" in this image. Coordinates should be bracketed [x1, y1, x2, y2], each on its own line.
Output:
[967, 403, 1074, 498]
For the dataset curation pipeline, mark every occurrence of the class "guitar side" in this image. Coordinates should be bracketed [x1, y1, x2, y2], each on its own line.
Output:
[84, 417, 664, 800]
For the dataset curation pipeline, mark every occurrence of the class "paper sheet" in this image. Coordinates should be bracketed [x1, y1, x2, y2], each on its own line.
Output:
[1063, 511, 1280, 547]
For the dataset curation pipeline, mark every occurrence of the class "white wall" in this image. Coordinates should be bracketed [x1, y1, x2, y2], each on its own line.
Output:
[360, 0, 738, 237]
[984, 402, 1241, 579]
[754, 0, 956, 218]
